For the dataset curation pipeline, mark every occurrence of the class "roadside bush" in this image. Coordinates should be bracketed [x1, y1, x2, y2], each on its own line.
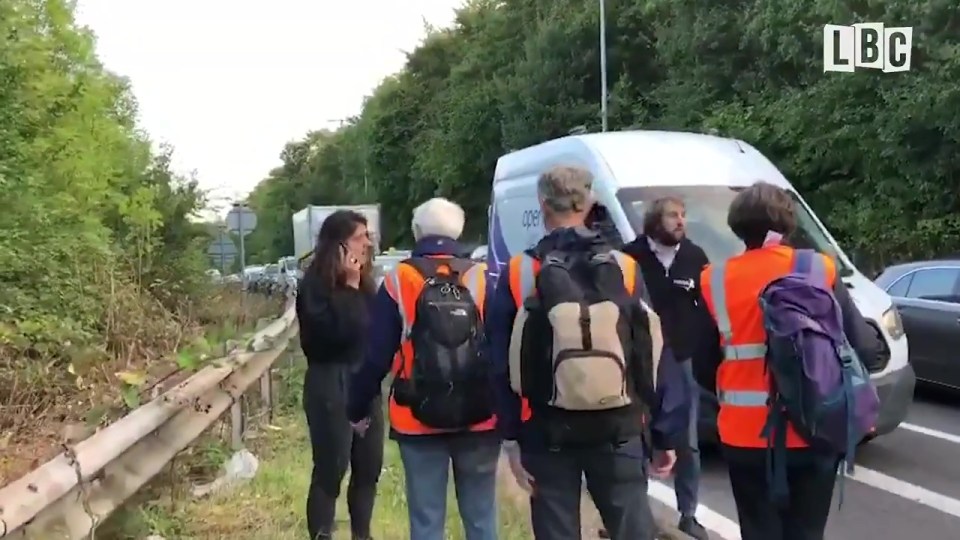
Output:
[0, 0, 260, 483]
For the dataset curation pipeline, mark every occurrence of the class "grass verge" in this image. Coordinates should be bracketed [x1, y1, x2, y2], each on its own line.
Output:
[168, 373, 533, 538]
[174, 421, 533, 539]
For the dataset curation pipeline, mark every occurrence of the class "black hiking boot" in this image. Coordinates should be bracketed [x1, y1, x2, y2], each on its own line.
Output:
[678, 515, 709, 540]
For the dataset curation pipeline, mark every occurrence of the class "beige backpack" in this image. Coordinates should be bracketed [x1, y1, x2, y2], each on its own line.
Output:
[507, 251, 662, 411]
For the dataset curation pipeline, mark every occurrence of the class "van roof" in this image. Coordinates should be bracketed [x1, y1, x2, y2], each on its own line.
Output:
[494, 130, 793, 191]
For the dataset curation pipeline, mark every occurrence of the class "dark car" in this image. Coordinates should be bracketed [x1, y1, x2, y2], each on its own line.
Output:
[875, 260, 960, 390]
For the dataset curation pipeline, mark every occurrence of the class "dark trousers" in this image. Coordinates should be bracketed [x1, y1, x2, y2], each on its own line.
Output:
[725, 448, 838, 540]
[303, 363, 384, 540]
[522, 437, 656, 540]
[674, 359, 701, 517]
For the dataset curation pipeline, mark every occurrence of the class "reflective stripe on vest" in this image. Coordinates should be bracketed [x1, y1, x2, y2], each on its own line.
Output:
[705, 247, 838, 449]
[508, 250, 637, 423]
[386, 261, 487, 339]
[709, 253, 829, 409]
[383, 258, 495, 435]
[511, 250, 637, 303]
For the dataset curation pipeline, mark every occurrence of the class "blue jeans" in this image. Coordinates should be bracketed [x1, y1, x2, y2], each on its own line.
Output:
[397, 434, 500, 540]
[674, 359, 701, 517]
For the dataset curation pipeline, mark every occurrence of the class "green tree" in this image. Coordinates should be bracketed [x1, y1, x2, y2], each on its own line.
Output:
[1, 0, 212, 359]
[249, 0, 960, 271]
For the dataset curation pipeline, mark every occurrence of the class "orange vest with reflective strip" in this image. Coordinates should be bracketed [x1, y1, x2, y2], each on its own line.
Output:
[507, 250, 639, 422]
[382, 257, 495, 435]
[700, 245, 837, 449]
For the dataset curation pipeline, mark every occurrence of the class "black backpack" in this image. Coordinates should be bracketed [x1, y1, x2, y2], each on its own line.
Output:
[391, 257, 493, 430]
[512, 247, 658, 444]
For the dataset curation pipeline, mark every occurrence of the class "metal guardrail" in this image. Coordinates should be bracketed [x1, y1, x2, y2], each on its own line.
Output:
[0, 305, 299, 539]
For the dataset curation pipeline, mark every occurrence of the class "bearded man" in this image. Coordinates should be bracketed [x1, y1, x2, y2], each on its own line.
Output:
[622, 196, 711, 540]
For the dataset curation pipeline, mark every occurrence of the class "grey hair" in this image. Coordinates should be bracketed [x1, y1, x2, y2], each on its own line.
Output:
[537, 165, 593, 213]
[411, 197, 465, 241]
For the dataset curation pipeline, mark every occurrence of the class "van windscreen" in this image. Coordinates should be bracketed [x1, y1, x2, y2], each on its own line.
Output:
[616, 185, 853, 276]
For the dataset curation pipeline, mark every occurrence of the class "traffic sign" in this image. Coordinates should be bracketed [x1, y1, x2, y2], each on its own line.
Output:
[226, 205, 257, 236]
[225, 203, 255, 273]
[208, 231, 237, 255]
[208, 230, 237, 274]
[209, 253, 236, 270]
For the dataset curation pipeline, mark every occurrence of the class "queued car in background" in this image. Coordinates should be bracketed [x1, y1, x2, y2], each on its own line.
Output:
[205, 269, 222, 283]
[242, 265, 265, 292]
[257, 263, 285, 295]
[875, 259, 960, 390]
[373, 249, 412, 287]
[470, 244, 488, 262]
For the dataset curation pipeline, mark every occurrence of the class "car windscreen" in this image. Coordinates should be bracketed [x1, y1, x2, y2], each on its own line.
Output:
[616, 185, 854, 277]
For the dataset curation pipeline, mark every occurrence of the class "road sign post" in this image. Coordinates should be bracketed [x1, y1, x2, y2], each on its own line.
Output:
[226, 204, 257, 273]
[208, 229, 237, 275]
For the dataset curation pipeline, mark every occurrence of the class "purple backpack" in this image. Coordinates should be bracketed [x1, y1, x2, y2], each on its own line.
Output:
[759, 249, 880, 501]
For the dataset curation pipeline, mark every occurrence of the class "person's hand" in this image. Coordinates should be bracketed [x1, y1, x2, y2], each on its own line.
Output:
[340, 245, 362, 288]
[350, 418, 370, 436]
[650, 449, 677, 479]
[503, 440, 535, 494]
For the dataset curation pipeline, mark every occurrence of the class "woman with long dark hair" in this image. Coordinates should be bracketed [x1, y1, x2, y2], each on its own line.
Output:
[296, 210, 384, 540]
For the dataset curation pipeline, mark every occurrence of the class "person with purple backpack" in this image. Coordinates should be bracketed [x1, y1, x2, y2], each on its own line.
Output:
[698, 182, 881, 540]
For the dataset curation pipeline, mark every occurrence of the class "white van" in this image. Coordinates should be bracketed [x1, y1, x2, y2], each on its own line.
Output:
[486, 130, 915, 442]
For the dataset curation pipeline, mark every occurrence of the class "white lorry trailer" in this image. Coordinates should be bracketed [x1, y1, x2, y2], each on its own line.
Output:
[291, 204, 382, 260]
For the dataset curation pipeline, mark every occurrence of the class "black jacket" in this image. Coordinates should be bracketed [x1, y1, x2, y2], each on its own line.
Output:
[295, 272, 372, 367]
[623, 236, 712, 362]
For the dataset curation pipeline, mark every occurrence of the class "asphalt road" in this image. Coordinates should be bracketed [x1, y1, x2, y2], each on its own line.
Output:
[648, 388, 960, 540]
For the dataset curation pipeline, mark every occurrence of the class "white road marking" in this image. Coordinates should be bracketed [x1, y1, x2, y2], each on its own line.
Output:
[899, 422, 960, 445]
[848, 466, 960, 518]
[648, 480, 741, 540]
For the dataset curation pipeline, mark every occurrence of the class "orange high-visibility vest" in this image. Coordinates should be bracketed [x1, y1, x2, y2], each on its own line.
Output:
[382, 257, 496, 435]
[507, 250, 639, 422]
[700, 245, 837, 449]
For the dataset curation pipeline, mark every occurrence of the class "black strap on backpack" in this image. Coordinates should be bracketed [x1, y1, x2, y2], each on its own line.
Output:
[403, 256, 474, 283]
[392, 255, 476, 380]
[392, 256, 490, 429]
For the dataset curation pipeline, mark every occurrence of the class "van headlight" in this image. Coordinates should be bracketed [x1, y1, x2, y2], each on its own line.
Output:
[880, 306, 904, 340]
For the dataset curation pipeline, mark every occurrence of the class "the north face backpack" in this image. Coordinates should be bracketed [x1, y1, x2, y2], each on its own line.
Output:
[392, 257, 493, 430]
[509, 248, 658, 427]
[760, 249, 880, 501]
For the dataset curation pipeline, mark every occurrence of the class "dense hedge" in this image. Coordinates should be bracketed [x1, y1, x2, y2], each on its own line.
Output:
[1, 1, 212, 360]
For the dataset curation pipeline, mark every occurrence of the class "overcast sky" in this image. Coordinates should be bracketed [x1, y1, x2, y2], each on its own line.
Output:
[74, 0, 461, 212]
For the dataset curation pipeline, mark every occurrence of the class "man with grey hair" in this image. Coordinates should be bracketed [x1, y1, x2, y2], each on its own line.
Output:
[349, 197, 500, 540]
[486, 165, 691, 540]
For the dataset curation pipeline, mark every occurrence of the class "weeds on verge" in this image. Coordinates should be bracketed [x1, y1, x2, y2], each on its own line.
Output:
[0, 286, 284, 486]
[113, 355, 533, 540]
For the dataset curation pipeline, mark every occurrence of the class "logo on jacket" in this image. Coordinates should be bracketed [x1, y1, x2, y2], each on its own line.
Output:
[673, 278, 695, 292]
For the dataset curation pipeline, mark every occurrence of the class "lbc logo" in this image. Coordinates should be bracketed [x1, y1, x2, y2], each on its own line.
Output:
[823, 23, 913, 73]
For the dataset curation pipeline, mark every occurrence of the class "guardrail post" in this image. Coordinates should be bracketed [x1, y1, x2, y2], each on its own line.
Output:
[260, 370, 273, 422]
[230, 399, 244, 449]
